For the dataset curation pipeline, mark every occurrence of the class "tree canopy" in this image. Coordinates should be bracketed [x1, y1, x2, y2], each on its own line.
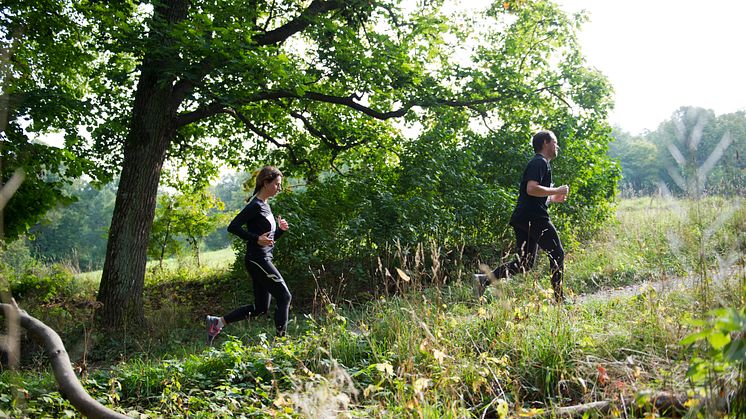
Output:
[2, 0, 617, 329]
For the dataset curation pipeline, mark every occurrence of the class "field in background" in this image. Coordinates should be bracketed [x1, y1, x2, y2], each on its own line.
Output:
[74, 246, 235, 284]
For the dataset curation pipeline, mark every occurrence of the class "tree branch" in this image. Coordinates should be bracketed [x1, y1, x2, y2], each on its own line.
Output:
[261, 0, 278, 32]
[174, 91, 291, 128]
[289, 111, 364, 151]
[175, 85, 556, 129]
[254, 0, 345, 46]
[303, 91, 414, 119]
[544, 86, 572, 108]
[171, 60, 216, 108]
[0, 302, 129, 419]
[223, 108, 311, 168]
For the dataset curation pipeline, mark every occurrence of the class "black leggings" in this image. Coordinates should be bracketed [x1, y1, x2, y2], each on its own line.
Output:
[491, 219, 565, 300]
[223, 258, 292, 336]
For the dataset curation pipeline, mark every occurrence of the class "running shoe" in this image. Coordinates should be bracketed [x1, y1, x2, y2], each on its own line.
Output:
[472, 273, 488, 298]
[206, 315, 223, 345]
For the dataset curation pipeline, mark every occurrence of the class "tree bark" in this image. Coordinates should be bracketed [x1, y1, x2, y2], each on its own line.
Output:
[96, 0, 188, 329]
[96, 119, 171, 328]
[1, 302, 129, 418]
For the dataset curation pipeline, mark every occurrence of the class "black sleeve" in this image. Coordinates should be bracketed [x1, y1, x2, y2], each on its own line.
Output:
[274, 227, 285, 240]
[525, 158, 548, 184]
[227, 202, 260, 243]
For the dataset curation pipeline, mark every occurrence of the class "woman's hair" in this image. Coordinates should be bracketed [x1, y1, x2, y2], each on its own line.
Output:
[252, 166, 283, 197]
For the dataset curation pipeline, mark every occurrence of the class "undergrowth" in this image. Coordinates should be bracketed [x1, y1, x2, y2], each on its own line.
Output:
[1, 197, 744, 417]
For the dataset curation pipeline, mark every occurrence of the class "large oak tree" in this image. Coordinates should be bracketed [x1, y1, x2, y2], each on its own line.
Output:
[3, 0, 613, 329]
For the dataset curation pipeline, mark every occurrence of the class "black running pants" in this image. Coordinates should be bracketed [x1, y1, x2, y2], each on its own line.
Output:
[491, 218, 565, 299]
[223, 257, 292, 336]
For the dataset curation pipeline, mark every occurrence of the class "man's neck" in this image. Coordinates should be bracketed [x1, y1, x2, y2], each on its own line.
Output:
[538, 151, 552, 162]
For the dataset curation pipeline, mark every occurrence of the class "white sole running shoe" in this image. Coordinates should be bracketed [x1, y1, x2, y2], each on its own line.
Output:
[206, 315, 223, 345]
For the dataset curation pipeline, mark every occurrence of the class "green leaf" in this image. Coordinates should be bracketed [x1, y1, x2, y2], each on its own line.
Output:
[707, 332, 731, 350]
[680, 330, 710, 346]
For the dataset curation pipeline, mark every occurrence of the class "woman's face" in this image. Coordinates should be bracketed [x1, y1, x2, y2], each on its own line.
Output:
[263, 175, 283, 197]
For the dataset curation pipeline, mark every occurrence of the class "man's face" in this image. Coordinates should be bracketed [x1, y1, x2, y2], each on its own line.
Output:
[544, 136, 559, 159]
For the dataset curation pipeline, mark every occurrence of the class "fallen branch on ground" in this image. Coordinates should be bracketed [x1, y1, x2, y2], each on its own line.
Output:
[543, 391, 731, 418]
[1, 300, 128, 419]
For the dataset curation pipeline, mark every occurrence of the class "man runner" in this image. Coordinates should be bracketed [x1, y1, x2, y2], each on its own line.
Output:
[475, 130, 570, 302]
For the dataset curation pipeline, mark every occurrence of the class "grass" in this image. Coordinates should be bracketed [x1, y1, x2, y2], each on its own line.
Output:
[565, 196, 745, 295]
[2, 197, 745, 417]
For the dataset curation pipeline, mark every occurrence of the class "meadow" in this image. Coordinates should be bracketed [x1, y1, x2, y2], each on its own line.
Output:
[1, 197, 744, 417]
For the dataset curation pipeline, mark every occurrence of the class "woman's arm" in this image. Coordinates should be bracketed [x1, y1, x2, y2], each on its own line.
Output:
[227, 203, 260, 243]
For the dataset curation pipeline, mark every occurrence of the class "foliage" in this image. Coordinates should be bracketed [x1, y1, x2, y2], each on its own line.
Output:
[2, 197, 745, 417]
[608, 127, 660, 194]
[3, 267, 743, 417]
[681, 307, 746, 413]
[3, 0, 619, 329]
[27, 179, 116, 271]
[0, 254, 74, 303]
[148, 188, 229, 267]
[25, 178, 233, 272]
[203, 172, 253, 251]
[264, 109, 619, 294]
[0, 0, 104, 241]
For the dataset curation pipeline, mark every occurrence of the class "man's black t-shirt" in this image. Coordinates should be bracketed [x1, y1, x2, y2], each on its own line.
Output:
[510, 154, 552, 224]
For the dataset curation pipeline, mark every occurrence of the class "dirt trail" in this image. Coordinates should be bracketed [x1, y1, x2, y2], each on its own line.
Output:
[575, 267, 740, 304]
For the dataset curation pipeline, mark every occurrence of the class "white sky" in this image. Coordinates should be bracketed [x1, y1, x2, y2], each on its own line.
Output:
[555, 0, 746, 134]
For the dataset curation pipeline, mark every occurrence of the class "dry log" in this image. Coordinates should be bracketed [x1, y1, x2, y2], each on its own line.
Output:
[1, 302, 128, 419]
[548, 391, 719, 418]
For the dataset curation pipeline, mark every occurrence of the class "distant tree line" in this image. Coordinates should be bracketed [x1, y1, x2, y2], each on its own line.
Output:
[609, 107, 745, 196]
[12, 174, 251, 272]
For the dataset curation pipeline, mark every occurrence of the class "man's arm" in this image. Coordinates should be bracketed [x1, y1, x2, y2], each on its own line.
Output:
[526, 181, 569, 198]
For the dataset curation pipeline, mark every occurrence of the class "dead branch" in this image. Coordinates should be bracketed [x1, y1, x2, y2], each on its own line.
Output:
[1, 302, 128, 419]
[544, 391, 728, 418]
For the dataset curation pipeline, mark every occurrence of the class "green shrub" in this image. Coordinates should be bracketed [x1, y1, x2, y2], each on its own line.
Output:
[4, 263, 74, 303]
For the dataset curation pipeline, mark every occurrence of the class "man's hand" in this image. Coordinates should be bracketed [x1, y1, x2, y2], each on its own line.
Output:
[549, 194, 567, 203]
[555, 185, 569, 196]
[549, 185, 569, 203]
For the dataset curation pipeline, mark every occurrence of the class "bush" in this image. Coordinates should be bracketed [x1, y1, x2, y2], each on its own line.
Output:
[11, 265, 74, 303]
[1, 259, 74, 303]
[235, 114, 620, 303]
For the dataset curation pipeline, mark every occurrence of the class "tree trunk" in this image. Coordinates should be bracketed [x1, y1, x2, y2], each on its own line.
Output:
[97, 124, 171, 328]
[96, 0, 188, 330]
[159, 210, 173, 270]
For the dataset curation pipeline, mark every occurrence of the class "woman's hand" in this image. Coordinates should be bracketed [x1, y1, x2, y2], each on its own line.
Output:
[257, 232, 274, 247]
[277, 215, 289, 231]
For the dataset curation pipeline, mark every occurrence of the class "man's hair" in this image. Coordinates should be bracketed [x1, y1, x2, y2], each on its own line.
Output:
[252, 166, 283, 197]
[532, 130, 556, 152]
